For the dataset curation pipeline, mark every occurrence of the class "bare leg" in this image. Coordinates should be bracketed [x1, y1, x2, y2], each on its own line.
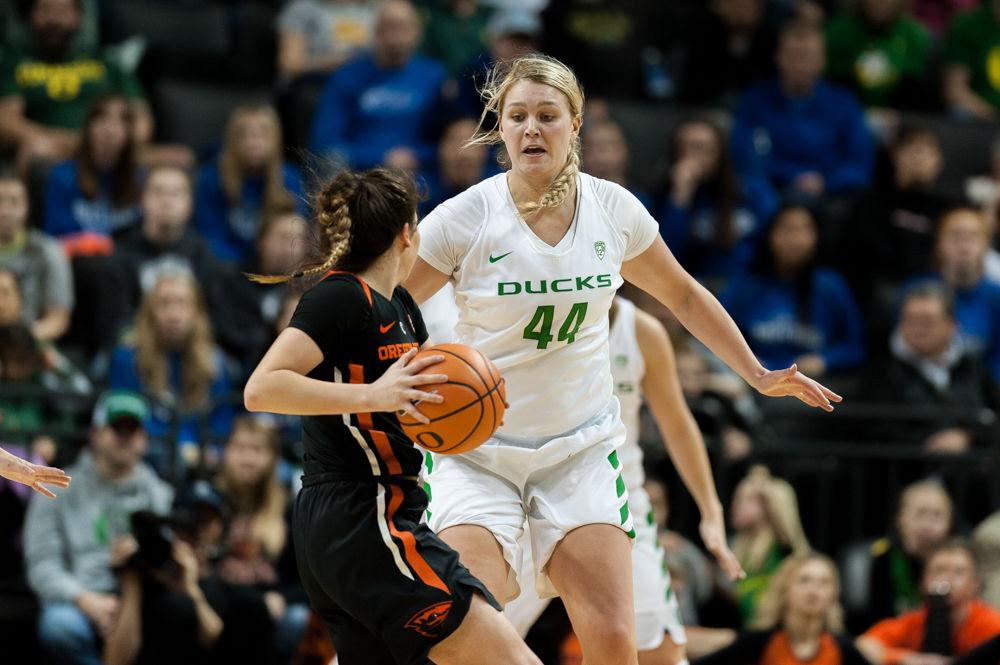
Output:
[428, 595, 540, 665]
[438, 525, 510, 605]
[547, 524, 638, 665]
[638, 636, 687, 665]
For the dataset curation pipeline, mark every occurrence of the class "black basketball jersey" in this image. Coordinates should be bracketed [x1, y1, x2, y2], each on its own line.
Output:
[288, 271, 429, 479]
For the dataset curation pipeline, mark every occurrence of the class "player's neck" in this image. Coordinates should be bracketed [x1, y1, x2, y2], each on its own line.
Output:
[507, 169, 560, 206]
[784, 611, 823, 647]
[358, 255, 400, 299]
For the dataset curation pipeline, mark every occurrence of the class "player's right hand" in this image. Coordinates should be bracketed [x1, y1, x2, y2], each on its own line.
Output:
[370, 348, 447, 424]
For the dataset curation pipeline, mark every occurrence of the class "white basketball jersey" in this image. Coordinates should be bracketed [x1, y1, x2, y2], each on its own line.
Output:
[419, 282, 459, 344]
[418, 172, 659, 439]
[609, 297, 646, 491]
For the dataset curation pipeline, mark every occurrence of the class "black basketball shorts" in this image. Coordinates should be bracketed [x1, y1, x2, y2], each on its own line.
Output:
[293, 477, 501, 665]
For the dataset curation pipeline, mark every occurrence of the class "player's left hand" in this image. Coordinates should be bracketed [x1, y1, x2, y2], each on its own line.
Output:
[699, 513, 745, 581]
[752, 364, 842, 412]
[0, 448, 71, 498]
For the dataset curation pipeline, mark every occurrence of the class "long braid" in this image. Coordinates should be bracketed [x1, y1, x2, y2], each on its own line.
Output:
[247, 173, 360, 284]
[518, 138, 580, 218]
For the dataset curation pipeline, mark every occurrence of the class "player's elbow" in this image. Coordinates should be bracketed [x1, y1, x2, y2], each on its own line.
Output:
[243, 375, 267, 412]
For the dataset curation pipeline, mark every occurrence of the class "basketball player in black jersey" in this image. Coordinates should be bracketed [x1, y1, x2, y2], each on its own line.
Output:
[244, 169, 539, 665]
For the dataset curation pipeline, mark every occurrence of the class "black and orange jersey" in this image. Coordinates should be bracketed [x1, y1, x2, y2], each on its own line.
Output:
[288, 271, 429, 480]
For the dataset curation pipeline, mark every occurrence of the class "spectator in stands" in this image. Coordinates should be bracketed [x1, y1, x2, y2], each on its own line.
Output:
[912, 0, 979, 37]
[23, 390, 173, 665]
[825, 0, 932, 109]
[421, 0, 493, 78]
[0, 0, 153, 171]
[194, 105, 304, 263]
[721, 205, 866, 379]
[107, 270, 235, 476]
[694, 553, 869, 664]
[419, 117, 490, 215]
[0, 171, 73, 342]
[540, 0, 671, 101]
[309, 0, 447, 172]
[581, 118, 651, 211]
[234, 209, 309, 373]
[730, 465, 810, 625]
[213, 417, 307, 662]
[658, 116, 777, 293]
[116, 165, 252, 362]
[845, 125, 954, 308]
[453, 8, 541, 119]
[926, 207, 1000, 382]
[943, 1, 1000, 120]
[972, 510, 1000, 610]
[863, 481, 955, 630]
[858, 540, 1000, 664]
[870, 281, 1000, 451]
[681, 0, 777, 107]
[43, 94, 144, 253]
[675, 344, 758, 463]
[277, 0, 377, 82]
[730, 22, 874, 205]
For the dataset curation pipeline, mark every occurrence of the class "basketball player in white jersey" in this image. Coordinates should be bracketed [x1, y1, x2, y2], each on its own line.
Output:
[404, 55, 840, 665]
[503, 296, 736, 665]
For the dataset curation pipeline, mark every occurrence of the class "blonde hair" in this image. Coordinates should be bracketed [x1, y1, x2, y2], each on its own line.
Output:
[219, 105, 293, 213]
[732, 466, 810, 574]
[468, 54, 584, 217]
[753, 552, 845, 632]
[216, 416, 288, 560]
[131, 271, 217, 410]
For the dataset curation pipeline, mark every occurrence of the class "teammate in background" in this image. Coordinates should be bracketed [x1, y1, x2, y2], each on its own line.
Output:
[0, 446, 70, 497]
[244, 168, 538, 665]
[406, 54, 840, 665]
[503, 296, 744, 665]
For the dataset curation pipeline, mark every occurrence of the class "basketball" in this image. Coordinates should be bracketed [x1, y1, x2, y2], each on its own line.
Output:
[398, 343, 506, 455]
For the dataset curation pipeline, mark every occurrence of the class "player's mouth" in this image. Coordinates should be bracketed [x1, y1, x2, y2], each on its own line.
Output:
[522, 145, 546, 156]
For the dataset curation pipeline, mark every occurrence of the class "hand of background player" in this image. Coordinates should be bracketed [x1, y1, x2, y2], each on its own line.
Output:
[370, 348, 447, 424]
[699, 513, 745, 580]
[752, 364, 842, 412]
[0, 447, 71, 498]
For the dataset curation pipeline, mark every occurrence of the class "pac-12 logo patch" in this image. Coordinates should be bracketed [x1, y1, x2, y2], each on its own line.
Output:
[405, 600, 453, 637]
[594, 240, 606, 260]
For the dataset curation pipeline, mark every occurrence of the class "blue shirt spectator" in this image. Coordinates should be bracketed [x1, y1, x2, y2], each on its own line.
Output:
[722, 205, 866, 376]
[309, 0, 446, 171]
[730, 23, 874, 203]
[194, 105, 305, 262]
[42, 95, 144, 247]
[912, 206, 1000, 382]
[418, 117, 495, 216]
[657, 116, 778, 293]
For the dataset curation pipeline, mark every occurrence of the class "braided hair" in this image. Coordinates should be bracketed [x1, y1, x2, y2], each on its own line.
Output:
[248, 168, 419, 284]
[467, 54, 584, 218]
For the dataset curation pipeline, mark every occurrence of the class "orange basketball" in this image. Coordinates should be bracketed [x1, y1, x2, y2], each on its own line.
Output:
[398, 343, 506, 455]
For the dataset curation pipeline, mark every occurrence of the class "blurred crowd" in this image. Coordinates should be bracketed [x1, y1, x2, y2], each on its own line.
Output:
[3, 0, 1000, 663]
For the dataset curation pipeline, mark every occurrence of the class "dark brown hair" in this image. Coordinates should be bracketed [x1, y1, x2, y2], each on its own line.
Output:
[77, 94, 141, 207]
[248, 168, 419, 284]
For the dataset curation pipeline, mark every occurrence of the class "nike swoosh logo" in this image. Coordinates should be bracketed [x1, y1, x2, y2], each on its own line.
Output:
[489, 251, 513, 263]
[379, 321, 397, 334]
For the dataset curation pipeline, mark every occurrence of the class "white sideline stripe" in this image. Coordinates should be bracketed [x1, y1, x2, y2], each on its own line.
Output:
[376, 484, 414, 581]
[333, 368, 381, 476]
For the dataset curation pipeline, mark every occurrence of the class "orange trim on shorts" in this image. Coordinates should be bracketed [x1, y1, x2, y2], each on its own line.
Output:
[324, 270, 373, 307]
[386, 484, 450, 594]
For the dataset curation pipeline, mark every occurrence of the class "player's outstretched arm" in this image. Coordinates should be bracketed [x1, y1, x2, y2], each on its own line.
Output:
[634, 308, 745, 581]
[0, 447, 71, 498]
[245, 328, 447, 422]
[402, 258, 451, 305]
[622, 237, 842, 412]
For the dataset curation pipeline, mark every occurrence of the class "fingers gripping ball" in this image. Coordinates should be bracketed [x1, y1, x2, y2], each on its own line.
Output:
[399, 344, 506, 455]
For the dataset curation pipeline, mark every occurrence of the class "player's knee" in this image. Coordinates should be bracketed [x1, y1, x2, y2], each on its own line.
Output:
[580, 615, 636, 662]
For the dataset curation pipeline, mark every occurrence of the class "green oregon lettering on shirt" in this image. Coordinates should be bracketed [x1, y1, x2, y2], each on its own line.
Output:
[497, 274, 612, 296]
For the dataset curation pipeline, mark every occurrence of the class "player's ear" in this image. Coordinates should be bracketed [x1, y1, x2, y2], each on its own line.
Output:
[400, 220, 414, 248]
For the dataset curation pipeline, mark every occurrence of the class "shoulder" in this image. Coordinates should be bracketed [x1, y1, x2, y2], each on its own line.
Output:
[813, 267, 851, 291]
[409, 54, 446, 79]
[737, 79, 775, 107]
[818, 80, 863, 107]
[424, 175, 496, 225]
[26, 229, 65, 256]
[301, 274, 370, 307]
[47, 160, 77, 183]
[632, 305, 669, 346]
[972, 600, 1000, 626]
[584, 174, 649, 215]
